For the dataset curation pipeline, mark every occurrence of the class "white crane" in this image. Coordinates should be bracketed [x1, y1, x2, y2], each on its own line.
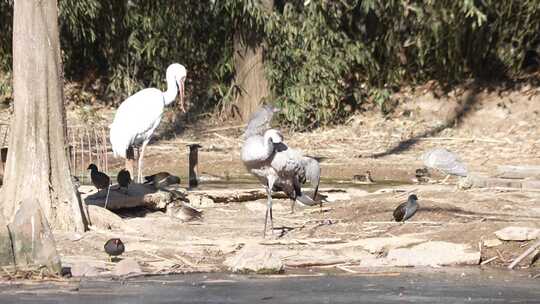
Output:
[110, 63, 187, 182]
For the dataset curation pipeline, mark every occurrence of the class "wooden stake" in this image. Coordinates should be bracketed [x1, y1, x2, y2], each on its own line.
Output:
[187, 144, 202, 188]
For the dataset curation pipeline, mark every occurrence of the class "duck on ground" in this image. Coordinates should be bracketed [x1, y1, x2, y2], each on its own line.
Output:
[144, 172, 181, 189]
[166, 202, 203, 222]
[393, 194, 419, 222]
[87, 164, 110, 191]
[352, 170, 374, 184]
[117, 168, 131, 193]
[104, 238, 125, 262]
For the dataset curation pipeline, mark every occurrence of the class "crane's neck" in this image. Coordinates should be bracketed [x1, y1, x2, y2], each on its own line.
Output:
[261, 134, 279, 160]
[162, 76, 178, 106]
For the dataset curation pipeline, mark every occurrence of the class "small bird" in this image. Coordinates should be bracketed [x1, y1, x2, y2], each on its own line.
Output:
[104, 238, 125, 261]
[393, 194, 419, 222]
[144, 172, 181, 189]
[166, 202, 203, 222]
[413, 167, 430, 183]
[117, 168, 131, 193]
[352, 170, 374, 184]
[87, 164, 110, 191]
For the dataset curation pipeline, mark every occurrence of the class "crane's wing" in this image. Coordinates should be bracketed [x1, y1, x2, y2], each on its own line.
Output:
[110, 88, 165, 157]
[244, 105, 279, 138]
[301, 156, 320, 197]
[270, 144, 304, 177]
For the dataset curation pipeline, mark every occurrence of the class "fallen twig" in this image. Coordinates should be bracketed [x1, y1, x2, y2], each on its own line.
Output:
[508, 240, 540, 270]
[335, 264, 358, 274]
[364, 221, 443, 225]
[201, 124, 246, 133]
[480, 256, 498, 265]
[260, 238, 344, 246]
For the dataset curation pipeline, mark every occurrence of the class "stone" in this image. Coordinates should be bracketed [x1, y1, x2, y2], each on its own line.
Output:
[346, 188, 370, 198]
[0, 220, 14, 266]
[383, 241, 480, 267]
[483, 239, 503, 248]
[324, 191, 350, 203]
[495, 227, 540, 241]
[8, 199, 61, 273]
[113, 258, 142, 276]
[70, 262, 101, 277]
[277, 249, 353, 267]
[224, 244, 283, 274]
[244, 201, 286, 212]
[354, 237, 425, 254]
[87, 205, 129, 231]
[186, 194, 215, 208]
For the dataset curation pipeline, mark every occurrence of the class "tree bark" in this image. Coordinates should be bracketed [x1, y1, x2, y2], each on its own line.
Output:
[234, 0, 273, 121]
[0, 0, 88, 268]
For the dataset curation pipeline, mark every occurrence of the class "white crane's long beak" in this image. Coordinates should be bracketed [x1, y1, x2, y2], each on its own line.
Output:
[178, 79, 186, 113]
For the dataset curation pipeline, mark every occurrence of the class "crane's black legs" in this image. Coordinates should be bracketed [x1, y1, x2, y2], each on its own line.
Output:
[290, 199, 295, 214]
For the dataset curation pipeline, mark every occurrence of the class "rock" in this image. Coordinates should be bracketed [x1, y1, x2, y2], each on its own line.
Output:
[354, 237, 425, 254]
[87, 205, 130, 231]
[68, 233, 84, 241]
[8, 199, 61, 272]
[457, 176, 475, 190]
[383, 241, 480, 267]
[277, 249, 353, 267]
[244, 201, 286, 212]
[483, 239, 503, 248]
[495, 227, 540, 241]
[324, 191, 350, 203]
[522, 180, 540, 191]
[346, 188, 370, 198]
[70, 262, 101, 277]
[113, 258, 142, 276]
[224, 244, 283, 274]
[186, 194, 215, 208]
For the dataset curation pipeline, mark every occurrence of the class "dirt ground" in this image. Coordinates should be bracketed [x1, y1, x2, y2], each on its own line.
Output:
[3, 83, 540, 277]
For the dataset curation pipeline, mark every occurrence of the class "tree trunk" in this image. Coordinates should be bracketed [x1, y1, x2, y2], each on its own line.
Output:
[234, 0, 273, 121]
[0, 0, 88, 269]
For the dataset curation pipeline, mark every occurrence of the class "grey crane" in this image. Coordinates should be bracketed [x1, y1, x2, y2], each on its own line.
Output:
[241, 106, 321, 237]
[243, 104, 280, 139]
[243, 104, 321, 199]
[421, 148, 468, 183]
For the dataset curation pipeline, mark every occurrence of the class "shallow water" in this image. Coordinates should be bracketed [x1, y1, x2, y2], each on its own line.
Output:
[1, 268, 538, 304]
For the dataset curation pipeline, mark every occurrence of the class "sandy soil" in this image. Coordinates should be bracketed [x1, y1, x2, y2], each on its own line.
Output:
[2, 83, 540, 276]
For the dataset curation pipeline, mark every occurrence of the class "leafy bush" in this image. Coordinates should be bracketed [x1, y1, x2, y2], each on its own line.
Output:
[1, 0, 539, 128]
[226, 0, 540, 128]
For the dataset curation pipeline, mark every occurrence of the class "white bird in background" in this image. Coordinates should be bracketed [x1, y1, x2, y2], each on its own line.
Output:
[110, 63, 187, 182]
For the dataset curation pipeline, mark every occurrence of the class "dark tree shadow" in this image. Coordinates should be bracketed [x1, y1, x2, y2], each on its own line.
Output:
[368, 84, 482, 158]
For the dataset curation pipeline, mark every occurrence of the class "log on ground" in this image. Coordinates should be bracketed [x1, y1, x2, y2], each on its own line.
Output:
[81, 184, 180, 210]
[186, 188, 346, 204]
[496, 165, 540, 179]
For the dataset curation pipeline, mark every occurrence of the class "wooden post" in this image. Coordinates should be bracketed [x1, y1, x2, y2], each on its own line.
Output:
[0, 147, 7, 181]
[187, 144, 202, 188]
